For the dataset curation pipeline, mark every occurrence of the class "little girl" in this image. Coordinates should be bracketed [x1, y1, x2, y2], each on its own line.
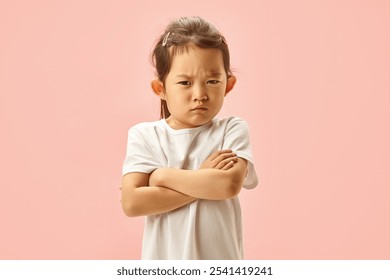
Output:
[121, 16, 258, 260]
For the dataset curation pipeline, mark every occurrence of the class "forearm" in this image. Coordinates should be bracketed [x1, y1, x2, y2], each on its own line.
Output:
[150, 159, 247, 200]
[121, 173, 196, 217]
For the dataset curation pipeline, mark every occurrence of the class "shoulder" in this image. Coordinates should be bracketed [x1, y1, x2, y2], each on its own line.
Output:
[129, 120, 162, 130]
[212, 116, 250, 134]
[214, 116, 249, 127]
[127, 120, 164, 135]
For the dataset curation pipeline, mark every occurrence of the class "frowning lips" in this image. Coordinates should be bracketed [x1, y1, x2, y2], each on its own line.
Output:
[191, 105, 207, 111]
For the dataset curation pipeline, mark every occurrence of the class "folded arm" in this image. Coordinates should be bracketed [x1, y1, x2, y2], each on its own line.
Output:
[149, 157, 247, 200]
[121, 172, 196, 217]
[121, 150, 244, 217]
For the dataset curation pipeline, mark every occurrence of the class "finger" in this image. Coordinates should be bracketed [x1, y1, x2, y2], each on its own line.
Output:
[215, 160, 225, 169]
[215, 156, 237, 169]
[214, 153, 237, 164]
[213, 153, 237, 165]
[222, 160, 235, 170]
[208, 149, 233, 161]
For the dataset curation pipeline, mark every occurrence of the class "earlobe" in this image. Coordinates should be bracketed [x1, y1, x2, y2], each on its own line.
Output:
[151, 79, 166, 100]
[224, 75, 237, 96]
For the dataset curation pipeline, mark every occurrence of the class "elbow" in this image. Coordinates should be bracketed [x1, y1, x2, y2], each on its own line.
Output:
[220, 174, 244, 199]
[222, 158, 247, 199]
[207, 169, 245, 200]
[122, 203, 136, 217]
[213, 178, 242, 200]
[225, 179, 243, 198]
[121, 173, 150, 217]
[121, 199, 142, 217]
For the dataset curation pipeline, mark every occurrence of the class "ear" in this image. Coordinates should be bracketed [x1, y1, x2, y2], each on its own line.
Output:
[151, 79, 166, 100]
[224, 75, 237, 97]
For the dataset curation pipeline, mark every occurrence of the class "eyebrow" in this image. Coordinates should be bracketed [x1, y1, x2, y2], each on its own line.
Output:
[175, 72, 223, 78]
[175, 74, 191, 79]
[209, 72, 223, 77]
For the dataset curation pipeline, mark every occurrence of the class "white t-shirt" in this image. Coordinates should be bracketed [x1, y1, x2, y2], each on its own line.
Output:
[122, 116, 258, 259]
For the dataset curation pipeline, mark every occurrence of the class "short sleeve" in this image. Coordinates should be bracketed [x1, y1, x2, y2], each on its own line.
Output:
[222, 117, 258, 189]
[122, 126, 161, 176]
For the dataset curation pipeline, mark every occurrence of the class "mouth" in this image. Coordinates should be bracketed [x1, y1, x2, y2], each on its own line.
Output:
[191, 107, 207, 111]
[191, 106, 207, 111]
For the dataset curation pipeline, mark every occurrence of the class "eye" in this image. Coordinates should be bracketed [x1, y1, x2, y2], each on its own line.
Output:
[207, 80, 221, 85]
[177, 81, 191, 86]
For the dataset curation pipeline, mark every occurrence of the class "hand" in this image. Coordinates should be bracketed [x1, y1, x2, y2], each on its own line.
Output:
[200, 149, 238, 170]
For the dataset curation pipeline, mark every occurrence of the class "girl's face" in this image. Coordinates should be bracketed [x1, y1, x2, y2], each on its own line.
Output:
[154, 45, 236, 130]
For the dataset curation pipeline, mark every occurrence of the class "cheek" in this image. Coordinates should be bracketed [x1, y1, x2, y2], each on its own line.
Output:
[165, 93, 187, 109]
[209, 89, 226, 99]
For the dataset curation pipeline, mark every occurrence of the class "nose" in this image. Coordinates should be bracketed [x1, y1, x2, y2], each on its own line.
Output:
[193, 85, 208, 101]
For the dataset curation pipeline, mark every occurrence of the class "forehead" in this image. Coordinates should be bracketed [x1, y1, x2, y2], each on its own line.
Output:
[169, 46, 224, 75]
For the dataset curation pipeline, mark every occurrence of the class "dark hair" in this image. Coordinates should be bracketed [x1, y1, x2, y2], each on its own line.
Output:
[151, 16, 232, 119]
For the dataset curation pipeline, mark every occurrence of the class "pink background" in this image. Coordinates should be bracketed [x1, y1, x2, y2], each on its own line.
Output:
[1, 0, 389, 259]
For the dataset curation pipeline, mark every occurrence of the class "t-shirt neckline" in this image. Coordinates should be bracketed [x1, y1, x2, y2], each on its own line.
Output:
[160, 118, 214, 135]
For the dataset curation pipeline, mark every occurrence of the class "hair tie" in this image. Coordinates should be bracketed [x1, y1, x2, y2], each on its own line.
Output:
[220, 36, 227, 45]
[162, 32, 170, 47]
